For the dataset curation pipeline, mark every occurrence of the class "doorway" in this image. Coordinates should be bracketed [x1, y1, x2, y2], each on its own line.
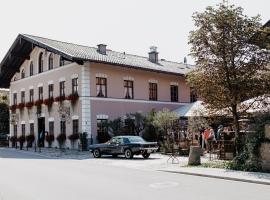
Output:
[38, 117, 45, 147]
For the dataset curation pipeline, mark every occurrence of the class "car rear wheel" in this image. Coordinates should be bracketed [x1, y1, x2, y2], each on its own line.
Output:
[124, 149, 133, 159]
[93, 149, 101, 158]
[142, 153, 150, 159]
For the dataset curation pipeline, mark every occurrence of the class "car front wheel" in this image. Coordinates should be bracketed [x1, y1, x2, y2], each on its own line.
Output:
[93, 149, 101, 158]
[124, 149, 133, 159]
[142, 153, 150, 159]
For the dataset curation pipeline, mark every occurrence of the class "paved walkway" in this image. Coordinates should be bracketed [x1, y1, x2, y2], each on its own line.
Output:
[3, 147, 270, 185]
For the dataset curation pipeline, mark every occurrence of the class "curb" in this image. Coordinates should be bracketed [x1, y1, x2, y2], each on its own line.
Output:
[159, 170, 270, 186]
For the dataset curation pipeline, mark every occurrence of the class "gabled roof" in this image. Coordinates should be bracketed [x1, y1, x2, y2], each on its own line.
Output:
[0, 34, 195, 88]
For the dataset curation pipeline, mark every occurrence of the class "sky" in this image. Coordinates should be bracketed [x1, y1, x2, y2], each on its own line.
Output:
[0, 0, 268, 65]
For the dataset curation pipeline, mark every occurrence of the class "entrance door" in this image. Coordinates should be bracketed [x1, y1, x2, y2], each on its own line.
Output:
[38, 117, 45, 147]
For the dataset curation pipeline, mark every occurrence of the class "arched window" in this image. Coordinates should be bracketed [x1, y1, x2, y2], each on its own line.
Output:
[48, 53, 53, 70]
[21, 69, 25, 79]
[38, 52, 44, 73]
[59, 56, 65, 67]
[29, 61, 33, 76]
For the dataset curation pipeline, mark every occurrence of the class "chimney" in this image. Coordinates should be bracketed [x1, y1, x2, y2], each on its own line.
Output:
[148, 46, 159, 63]
[97, 44, 107, 55]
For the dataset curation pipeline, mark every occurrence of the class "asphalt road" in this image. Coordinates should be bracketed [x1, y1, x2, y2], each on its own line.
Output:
[0, 148, 269, 200]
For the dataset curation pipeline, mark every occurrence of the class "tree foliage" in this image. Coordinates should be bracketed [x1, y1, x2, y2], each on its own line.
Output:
[0, 93, 9, 133]
[188, 4, 270, 152]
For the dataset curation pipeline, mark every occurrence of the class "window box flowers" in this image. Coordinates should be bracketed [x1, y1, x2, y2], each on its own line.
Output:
[17, 103, 25, 110]
[66, 93, 79, 103]
[54, 96, 65, 102]
[34, 99, 44, 106]
[25, 102, 34, 109]
[10, 105, 17, 112]
[44, 98, 54, 107]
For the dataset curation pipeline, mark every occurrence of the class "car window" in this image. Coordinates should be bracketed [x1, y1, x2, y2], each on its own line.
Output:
[123, 137, 130, 144]
[127, 136, 145, 143]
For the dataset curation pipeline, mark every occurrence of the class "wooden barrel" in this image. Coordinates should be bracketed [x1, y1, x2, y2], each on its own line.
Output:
[188, 146, 202, 165]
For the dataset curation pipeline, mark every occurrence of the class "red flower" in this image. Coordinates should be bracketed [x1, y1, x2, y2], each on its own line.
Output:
[66, 93, 79, 103]
[34, 99, 44, 106]
[25, 102, 34, 109]
[54, 96, 65, 102]
[17, 103, 25, 110]
[44, 98, 54, 106]
[10, 105, 17, 111]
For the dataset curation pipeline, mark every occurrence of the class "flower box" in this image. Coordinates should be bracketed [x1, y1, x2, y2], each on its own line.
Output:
[10, 136, 17, 142]
[25, 102, 34, 109]
[54, 96, 65, 102]
[17, 103, 25, 110]
[34, 99, 44, 106]
[45, 134, 55, 142]
[66, 93, 79, 103]
[10, 105, 17, 112]
[44, 98, 54, 107]
[17, 135, 26, 143]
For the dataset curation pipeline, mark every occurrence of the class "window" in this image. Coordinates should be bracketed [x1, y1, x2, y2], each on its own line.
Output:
[29, 61, 34, 76]
[96, 77, 107, 97]
[38, 52, 44, 73]
[72, 78, 79, 95]
[72, 119, 79, 134]
[97, 119, 110, 143]
[38, 87, 43, 100]
[59, 56, 65, 66]
[14, 125, 17, 137]
[190, 88, 197, 103]
[49, 121, 54, 135]
[149, 83, 158, 101]
[21, 69, 25, 79]
[170, 85, 178, 102]
[21, 124, 25, 137]
[21, 91, 25, 104]
[48, 84, 54, 99]
[124, 80, 134, 99]
[29, 89, 34, 103]
[13, 93, 17, 105]
[48, 54, 53, 70]
[30, 123, 34, 135]
[60, 121, 66, 135]
[60, 81, 65, 97]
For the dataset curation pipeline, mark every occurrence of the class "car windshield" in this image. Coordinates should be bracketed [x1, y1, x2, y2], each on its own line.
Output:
[126, 136, 146, 143]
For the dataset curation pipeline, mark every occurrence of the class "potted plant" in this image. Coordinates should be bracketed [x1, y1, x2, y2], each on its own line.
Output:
[54, 96, 65, 102]
[26, 134, 35, 148]
[66, 93, 79, 104]
[45, 134, 55, 148]
[25, 102, 34, 109]
[17, 135, 26, 150]
[56, 133, 66, 149]
[17, 103, 25, 110]
[44, 98, 54, 107]
[10, 136, 17, 147]
[68, 133, 80, 149]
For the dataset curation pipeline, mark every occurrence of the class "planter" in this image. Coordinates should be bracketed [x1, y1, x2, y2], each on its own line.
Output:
[10, 136, 17, 147]
[10, 105, 17, 112]
[17, 135, 26, 150]
[44, 98, 54, 107]
[26, 134, 35, 147]
[54, 96, 65, 102]
[45, 134, 55, 147]
[66, 93, 79, 104]
[56, 133, 66, 149]
[34, 99, 44, 106]
[17, 103, 25, 110]
[25, 102, 34, 109]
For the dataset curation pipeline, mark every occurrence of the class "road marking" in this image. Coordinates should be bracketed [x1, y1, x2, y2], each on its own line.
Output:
[149, 181, 179, 189]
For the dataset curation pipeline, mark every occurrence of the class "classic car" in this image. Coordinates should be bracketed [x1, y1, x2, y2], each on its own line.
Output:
[89, 136, 158, 159]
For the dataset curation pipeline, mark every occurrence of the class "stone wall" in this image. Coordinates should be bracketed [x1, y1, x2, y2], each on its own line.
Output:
[259, 124, 270, 171]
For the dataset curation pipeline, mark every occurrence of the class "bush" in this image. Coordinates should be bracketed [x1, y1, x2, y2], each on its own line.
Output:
[26, 134, 35, 147]
[56, 133, 66, 148]
[68, 133, 80, 141]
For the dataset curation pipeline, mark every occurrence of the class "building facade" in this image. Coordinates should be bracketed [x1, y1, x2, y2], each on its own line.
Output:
[0, 34, 196, 148]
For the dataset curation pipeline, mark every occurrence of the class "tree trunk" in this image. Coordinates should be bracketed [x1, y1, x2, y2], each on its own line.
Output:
[231, 104, 241, 155]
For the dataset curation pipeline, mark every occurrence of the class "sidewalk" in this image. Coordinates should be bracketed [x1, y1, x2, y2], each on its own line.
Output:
[160, 166, 270, 185]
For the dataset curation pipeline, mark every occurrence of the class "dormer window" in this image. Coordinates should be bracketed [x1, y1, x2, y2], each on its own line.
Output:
[38, 52, 44, 73]
[59, 56, 65, 67]
[29, 61, 34, 76]
[48, 53, 53, 70]
[21, 69, 25, 79]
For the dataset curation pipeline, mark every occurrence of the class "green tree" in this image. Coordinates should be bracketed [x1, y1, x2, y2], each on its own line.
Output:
[188, 4, 270, 153]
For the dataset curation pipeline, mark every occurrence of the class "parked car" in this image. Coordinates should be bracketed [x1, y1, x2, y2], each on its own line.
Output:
[89, 136, 158, 159]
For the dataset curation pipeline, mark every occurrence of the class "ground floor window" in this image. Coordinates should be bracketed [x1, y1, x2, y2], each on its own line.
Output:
[13, 125, 17, 137]
[30, 123, 34, 135]
[72, 119, 79, 134]
[49, 121, 54, 135]
[21, 124, 25, 137]
[97, 119, 110, 143]
[60, 121, 66, 135]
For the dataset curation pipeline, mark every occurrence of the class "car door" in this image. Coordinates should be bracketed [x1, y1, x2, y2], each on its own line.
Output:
[105, 138, 119, 154]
